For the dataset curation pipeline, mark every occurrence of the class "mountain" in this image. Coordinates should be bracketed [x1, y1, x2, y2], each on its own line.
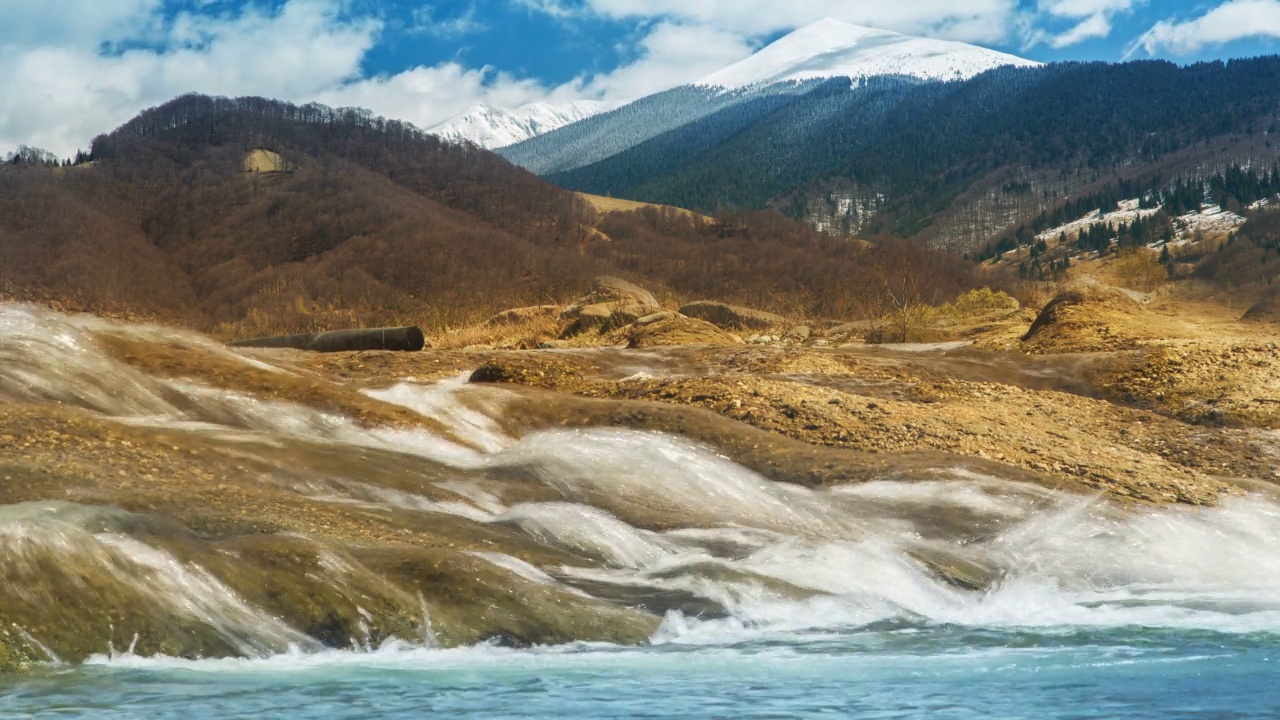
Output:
[526, 54, 1280, 252]
[0, 94, 984, 335]
[431, 100, 607, 149]
[694, 18, 1038, 90]
[500, 19, 1035, 177]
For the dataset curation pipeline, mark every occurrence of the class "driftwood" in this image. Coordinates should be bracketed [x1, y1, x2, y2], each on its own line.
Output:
[229, 326, 425, 353]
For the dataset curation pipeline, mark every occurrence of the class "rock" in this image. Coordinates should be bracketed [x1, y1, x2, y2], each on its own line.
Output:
[1021, 284, 1152, 353]
[635, 311, 677, 326]
[865, 326, 959, 345]
[827, 321, 871, 340]
[486, 305, 560, 326]
[538, 340, 570, 349]
[786, 325, 811, 342]
[678, 301, 785, 330]
[1242, 291, 1280, 323]
[574, 303, 655, 333]
[562, 276, 659, 320]
[625, 316, 742, 349]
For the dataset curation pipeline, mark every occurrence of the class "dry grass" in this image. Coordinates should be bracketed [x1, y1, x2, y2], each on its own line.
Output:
[576, 193, 710, 222]
[1108, 249, 1170, 293]
[242, 149, 293, 174]
[425, 313, 618, 350]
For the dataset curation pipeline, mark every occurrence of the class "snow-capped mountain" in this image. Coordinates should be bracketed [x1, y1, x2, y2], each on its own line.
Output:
[502, 19, 1038, 175]
[696, 18, 1039, 90]
[431, 100, 607, 149]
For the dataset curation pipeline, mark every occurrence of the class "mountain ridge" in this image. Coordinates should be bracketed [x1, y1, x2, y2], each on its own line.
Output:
[431, 99, 608, 149]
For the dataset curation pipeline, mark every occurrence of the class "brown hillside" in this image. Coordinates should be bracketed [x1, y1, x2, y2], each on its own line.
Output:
[0, 95, 992, 337]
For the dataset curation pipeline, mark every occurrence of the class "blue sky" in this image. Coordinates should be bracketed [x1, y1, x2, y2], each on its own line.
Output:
[4, 0, 1280, 155]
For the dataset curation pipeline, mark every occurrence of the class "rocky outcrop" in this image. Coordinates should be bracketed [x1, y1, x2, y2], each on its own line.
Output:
[635, 311, 677, 326]
[560, 277, 663, 336]
[561, 276, 659, 321]
[1020, 285, 1155, 354]
[572, 303, 655, 334]
[625, 316, 742, 348]
[678, 301, 784, 330]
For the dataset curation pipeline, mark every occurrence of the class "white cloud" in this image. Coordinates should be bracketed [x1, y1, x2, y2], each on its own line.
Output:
[0, 0, 381, 156]
[1039, 0, 1137, 19]
[1048, 13, 1113, 47]
[566, 21, 754, 99]
[0, 0, 762, 157]
[317, 63, 554, 126]
[515, 0, 1021, 43]
[1024, 0, 1140, 48]
[0, 0, 163, 47]
[1129, 0, 1280, 57]
[408, 4, 487, 36]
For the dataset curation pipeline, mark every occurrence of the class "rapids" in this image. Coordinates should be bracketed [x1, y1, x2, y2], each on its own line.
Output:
[2, 303, 1279, 716]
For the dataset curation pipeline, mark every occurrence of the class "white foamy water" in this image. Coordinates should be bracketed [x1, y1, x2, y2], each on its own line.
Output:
[496, 503, 676, 568]
[486, 429, 855, 536]
[4, 302, 1280, 674]
[0, 512, 315, 657]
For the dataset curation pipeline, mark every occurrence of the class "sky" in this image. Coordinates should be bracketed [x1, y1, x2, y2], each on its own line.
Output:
[4, 0, 1280, 156]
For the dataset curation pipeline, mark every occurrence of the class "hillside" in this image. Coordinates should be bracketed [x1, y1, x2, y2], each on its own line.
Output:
[0, 94, 988, 337]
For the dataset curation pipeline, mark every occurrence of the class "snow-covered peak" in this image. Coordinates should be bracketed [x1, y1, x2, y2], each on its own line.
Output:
[430, 100, 608, 150]
[695, 18, 1039, 90]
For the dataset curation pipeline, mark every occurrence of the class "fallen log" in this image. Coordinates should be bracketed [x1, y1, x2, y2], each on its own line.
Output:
[229, 326, 425, 352]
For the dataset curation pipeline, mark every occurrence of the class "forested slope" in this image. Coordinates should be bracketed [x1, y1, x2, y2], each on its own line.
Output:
[532, 58, 1280, 249]
[0, 94, 988, 336]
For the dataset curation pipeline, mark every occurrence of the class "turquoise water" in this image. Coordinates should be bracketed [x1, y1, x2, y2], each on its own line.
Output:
[3, 626, 1277, 719]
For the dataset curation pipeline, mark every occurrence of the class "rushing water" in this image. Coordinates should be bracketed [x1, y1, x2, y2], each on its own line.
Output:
[3, 630, 1277, 718]
[2, 304, 1280, 718]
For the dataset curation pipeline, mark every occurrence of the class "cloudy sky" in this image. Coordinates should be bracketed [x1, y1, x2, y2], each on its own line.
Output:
[5, 0, 1280, 156]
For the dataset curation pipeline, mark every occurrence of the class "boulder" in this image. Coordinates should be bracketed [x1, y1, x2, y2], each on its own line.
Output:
[865, 326, 960, 345]
[826, 321, 873, 340]
[625, 316, 742, 349]
[568, 302, 656, 335]
[561, 276, 659, 320]
[678, 301, 784, 330]
[635, 311, 678, 326]
[486, 305, 560, 326]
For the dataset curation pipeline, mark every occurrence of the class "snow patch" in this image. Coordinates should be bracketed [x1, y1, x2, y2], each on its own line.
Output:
[695, 18, 1038, 91]
[1167, 204, 1248, 246]
[1035, 201, 1162, 245]
[431, 100, 609, 149]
